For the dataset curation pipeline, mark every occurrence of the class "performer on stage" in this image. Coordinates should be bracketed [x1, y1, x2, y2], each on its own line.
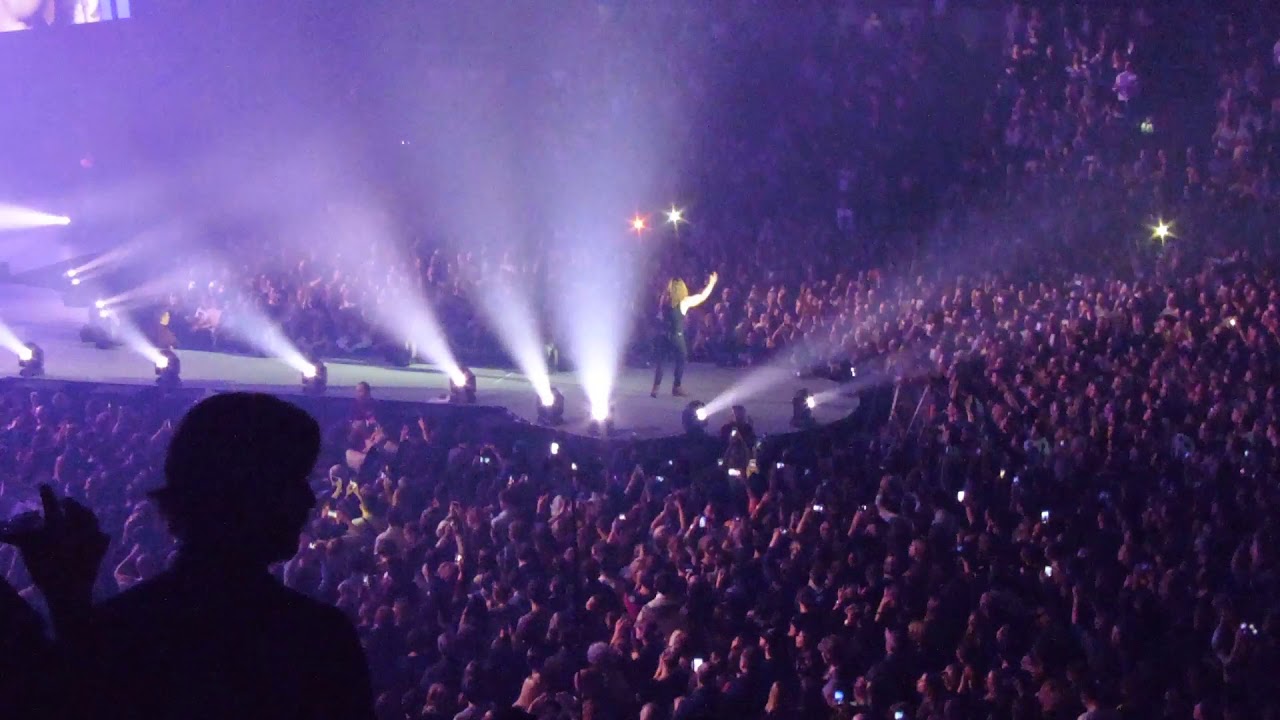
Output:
[651, 271, 717, 398]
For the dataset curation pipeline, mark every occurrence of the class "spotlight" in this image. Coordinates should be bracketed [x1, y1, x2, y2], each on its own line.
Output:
[537, 387, 566, 426]
[588, 404, 615, 437]
[55, 216, 71, 226]
[590, 403, 610, 423]
[70, 278, 81, 286]
[666, 206, 684, 226]
[17, 343, 43, 377]
[1151, 220, 1173, 243]
[65, 269, 77, 279]
[449, 367, 477, 404]
[98, 309, 112, 319]
[155, 349, 180, 388]
[682, 400, 709, 436]
[302, 359, 328, 395]
[630, 215, 647, 234]
[791, 389, 816, 429]
[94, 299, 106, 310]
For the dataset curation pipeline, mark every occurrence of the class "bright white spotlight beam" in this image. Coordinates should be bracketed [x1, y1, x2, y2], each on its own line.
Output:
[221, 311, 315, 375]
[469, 280, 554, 404]
[110, 315, 169, 368]
[0, 205, 73, 231]
[365, 279, 466, 384]
[590, 402, 611, 423]
[0, 319, 29, 359]
[96, 270, 188, 309]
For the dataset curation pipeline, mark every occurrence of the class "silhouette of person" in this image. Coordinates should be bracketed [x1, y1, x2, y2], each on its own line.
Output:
[82, 393, 375, 720]
[1, 484, 109, 719]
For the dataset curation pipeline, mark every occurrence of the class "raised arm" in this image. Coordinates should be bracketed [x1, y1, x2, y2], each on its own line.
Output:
[678, 272, 719, 315]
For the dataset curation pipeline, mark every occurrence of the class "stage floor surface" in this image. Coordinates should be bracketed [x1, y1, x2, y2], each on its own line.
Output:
[0, 283, 858, 439]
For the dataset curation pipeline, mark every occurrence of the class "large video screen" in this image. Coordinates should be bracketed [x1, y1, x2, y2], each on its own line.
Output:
[0, 0, 130, 32]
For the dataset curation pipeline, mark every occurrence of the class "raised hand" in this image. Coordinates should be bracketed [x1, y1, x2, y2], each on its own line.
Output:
[0, 485, 109, 613]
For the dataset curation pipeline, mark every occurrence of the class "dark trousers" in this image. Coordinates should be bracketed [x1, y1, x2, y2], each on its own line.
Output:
[653, 333, 687, 389]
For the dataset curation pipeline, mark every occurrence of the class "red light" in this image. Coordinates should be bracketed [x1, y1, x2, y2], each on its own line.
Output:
[631, 215, 646, 233]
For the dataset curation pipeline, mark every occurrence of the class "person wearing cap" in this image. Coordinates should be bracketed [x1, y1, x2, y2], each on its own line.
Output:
[82, 393, 376, 720]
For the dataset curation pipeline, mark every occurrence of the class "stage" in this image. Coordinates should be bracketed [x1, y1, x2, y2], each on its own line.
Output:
[0, 283, 859, 439]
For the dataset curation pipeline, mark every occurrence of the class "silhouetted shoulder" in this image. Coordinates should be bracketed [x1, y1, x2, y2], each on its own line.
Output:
[88, 566, 374, 720]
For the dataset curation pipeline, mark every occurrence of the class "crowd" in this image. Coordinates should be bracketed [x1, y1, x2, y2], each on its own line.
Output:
[9, 228, 1280, 719]
[8, 2, 1280, 719]
[148, 4, 1280, 382]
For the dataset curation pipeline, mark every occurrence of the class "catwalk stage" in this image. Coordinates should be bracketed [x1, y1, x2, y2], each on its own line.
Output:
[0, 283, 859, 440]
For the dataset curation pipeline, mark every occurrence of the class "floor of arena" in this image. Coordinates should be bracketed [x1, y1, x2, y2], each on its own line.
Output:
[0, 283, 859, 439]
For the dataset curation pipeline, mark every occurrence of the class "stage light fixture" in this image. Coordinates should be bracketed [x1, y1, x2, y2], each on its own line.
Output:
[94, 299, 106, 309]
[65, 269, 77, 279]
[682, 400, 709, 436]
[155, 349, 181, 388]
[791, 388, 817, 429]
[449, 367, 477, 404]
[537, 387, 566, 426]
[666, 206, 684, 226]
[588, 404, 615, 437]
[70, 278, 81, 286]
[17, 343, 43, 377]
[302, 360, 328, 395]
[630, 215, 647, 234]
